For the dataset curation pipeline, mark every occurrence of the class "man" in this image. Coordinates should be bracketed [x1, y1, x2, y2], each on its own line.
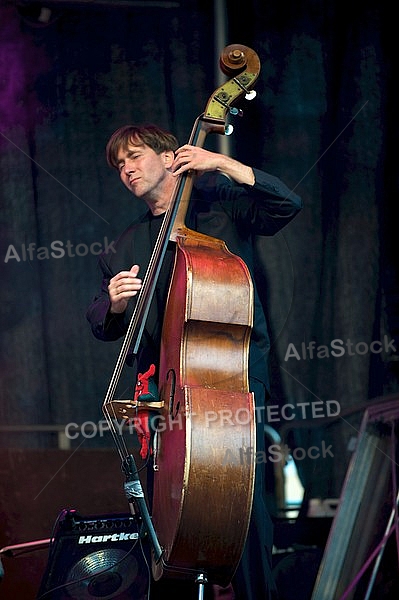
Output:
[87, 124, 302, 599]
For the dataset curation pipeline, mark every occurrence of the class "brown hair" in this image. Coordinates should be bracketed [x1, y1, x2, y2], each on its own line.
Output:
[106, 124, 179, 169]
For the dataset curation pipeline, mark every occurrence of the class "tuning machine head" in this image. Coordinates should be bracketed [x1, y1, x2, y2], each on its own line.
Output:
[245, 90, 257, 101]
[229, 107, 243, 117]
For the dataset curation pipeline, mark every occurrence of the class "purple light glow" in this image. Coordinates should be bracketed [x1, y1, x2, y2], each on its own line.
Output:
[0, 7, 49, 135]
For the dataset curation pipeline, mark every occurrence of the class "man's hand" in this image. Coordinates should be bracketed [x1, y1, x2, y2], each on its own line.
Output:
[172, 145, 255, 185]
[108, 264, 142, 314]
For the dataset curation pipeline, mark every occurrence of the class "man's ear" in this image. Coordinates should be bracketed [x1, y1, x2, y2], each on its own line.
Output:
[163, 150, 175, 168]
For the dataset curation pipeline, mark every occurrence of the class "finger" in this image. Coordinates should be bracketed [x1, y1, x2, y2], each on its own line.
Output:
[111, 266, 140, 285]
[129, 264, 140, 276]
[110, 271, 135, 284]
[175, 144, 191, 153]
[109, 285, 141, 305]
[111, 278, 142, 293]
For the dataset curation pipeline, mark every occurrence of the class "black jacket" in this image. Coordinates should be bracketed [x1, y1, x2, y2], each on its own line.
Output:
[86, 168, 302, 392]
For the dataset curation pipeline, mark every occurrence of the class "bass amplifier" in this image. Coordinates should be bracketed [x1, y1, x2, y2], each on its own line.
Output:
[36, 509, 149, 599]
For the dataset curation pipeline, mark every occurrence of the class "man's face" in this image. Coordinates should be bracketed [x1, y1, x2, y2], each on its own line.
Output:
[116, 141, 173, 199]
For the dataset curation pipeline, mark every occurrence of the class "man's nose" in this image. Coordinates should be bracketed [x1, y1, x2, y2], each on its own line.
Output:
[123, 159, 135, 173]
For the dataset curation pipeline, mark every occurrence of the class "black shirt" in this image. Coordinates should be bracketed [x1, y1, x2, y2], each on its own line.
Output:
[86, 168, 303, 392]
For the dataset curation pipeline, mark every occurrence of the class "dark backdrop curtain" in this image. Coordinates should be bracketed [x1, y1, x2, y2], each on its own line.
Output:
[0, 0, 397, 503]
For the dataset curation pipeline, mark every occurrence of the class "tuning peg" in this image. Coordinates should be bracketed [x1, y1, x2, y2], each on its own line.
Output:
[229, 107, 243, 117]
[245, 90, 257, 101]
[224, 124, 234, 136]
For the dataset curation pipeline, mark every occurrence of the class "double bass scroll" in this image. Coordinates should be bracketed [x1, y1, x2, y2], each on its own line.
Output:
[171, 44, 260, 237]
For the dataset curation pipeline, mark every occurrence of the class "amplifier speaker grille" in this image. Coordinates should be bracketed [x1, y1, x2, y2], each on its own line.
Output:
[36, 510, 149, 599]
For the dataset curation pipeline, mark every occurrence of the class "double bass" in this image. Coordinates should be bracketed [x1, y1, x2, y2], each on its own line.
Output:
[103, 44, 261, 590]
